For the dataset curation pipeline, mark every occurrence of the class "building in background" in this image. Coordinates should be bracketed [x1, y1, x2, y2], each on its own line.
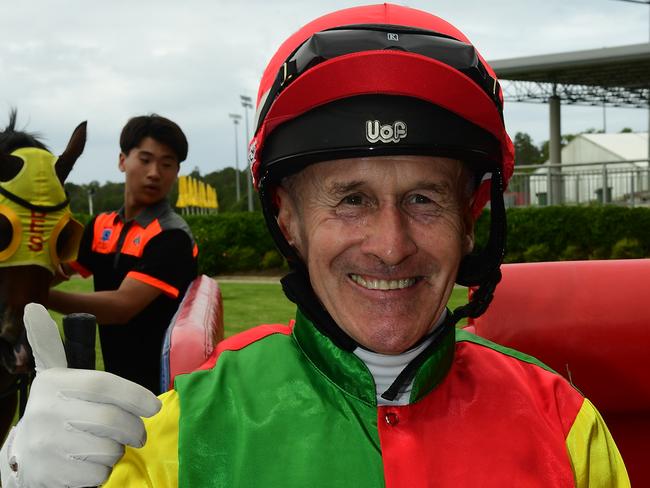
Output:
[513, 132, 649, 207]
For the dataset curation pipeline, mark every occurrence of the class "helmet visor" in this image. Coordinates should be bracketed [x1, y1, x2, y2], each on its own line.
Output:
[256, 25, 503, 133]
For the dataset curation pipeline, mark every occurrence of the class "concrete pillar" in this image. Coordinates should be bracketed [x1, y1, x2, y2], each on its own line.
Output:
[549, 94, 563, 205]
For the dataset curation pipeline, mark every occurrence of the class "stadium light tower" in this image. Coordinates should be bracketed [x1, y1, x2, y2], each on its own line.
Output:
[240, 95, 254, 212]
[228, 113, 242, 202]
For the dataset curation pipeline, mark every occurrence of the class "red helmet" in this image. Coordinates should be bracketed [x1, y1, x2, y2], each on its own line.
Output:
[251, 3, 514, 218]
[252, 4, 512, 324]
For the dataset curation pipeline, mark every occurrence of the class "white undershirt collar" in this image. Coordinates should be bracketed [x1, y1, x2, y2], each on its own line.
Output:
[353, 309, 448, 406]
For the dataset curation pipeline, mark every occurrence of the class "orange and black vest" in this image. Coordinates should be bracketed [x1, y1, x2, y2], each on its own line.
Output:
[72, 199, 198, 393]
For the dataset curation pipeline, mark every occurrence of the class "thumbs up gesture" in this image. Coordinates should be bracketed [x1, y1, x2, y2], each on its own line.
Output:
[0, 304, 161, 487]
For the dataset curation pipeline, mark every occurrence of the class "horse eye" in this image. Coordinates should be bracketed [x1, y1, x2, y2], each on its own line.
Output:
[0, 214, 13, 252]
[54, 220, 82, 262]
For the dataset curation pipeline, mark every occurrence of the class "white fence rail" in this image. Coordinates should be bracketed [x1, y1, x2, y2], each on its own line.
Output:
[507, 160, 650, 207]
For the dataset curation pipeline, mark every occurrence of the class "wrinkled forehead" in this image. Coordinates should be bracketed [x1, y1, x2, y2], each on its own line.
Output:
[283, 155, 472, 198]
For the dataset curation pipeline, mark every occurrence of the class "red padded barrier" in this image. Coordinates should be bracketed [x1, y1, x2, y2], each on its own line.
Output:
[468, 259, 650, 486]
[161, 275, 224, 391]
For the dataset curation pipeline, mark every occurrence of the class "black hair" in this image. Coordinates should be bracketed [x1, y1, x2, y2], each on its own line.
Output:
[0, 108, 48, 154]
[119, 114, 188, 162]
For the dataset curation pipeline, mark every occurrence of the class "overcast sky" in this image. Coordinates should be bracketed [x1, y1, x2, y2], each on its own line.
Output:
[2, 0, 648, 184]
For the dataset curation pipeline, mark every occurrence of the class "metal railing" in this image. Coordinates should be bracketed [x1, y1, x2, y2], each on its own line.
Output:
[506, 159, 650, 208]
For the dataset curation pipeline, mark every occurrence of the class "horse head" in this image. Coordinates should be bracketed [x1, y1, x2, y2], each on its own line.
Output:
[0, 110, 86, 374]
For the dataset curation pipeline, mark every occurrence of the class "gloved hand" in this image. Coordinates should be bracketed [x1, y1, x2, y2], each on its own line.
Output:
[0, 303, 161, 488]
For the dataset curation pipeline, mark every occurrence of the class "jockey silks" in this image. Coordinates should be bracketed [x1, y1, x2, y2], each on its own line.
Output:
[105, 310, 629, 487]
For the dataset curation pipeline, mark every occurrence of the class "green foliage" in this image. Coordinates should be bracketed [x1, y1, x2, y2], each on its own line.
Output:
[589, 246, 611, 260]
[65, 181, 124, 214]
[513, 132, 543, 165]
[610, 238, 646, 259]
[558, 244, 587, 261]
[474, 206, 650, 263]
[187, 213, 276, 275]
[261, 250, 286, 270]
[202, 168, 261, 212]
[223, 246, 259, 270]
[65, 181, 90, 213]
[522, 243, 552, 262]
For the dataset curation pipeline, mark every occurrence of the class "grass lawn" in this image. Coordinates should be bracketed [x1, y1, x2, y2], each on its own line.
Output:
[51, 278, 470, 369]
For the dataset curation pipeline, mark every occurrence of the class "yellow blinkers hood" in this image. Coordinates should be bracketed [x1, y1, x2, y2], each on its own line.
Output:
[0, 147, 83, 274]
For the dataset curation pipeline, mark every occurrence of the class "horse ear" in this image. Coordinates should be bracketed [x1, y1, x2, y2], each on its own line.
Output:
[0, 152, 24, 182]
[56, 121, 87, 183]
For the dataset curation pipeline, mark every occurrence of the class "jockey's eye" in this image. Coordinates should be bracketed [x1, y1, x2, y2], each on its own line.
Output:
[342, 194, 364, 206]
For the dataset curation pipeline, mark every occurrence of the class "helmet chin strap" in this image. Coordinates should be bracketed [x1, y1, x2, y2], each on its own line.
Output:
[281, 269, 359, 351]
[453, 168, 507, 320]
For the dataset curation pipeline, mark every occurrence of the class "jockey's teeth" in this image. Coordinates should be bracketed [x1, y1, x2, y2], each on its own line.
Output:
[350, 275, 416, 290]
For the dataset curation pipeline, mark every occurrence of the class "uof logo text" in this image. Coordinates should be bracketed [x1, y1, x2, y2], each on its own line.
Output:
[366, 120, 407, 144]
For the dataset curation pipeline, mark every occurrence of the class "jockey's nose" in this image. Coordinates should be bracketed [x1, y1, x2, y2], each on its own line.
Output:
[360, 204, 417, 266]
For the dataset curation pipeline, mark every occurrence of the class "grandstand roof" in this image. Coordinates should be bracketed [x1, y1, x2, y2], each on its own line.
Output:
[489, 44, 650, 107]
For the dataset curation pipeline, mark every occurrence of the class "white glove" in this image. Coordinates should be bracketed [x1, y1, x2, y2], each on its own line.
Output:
[0, 303, 161, 488]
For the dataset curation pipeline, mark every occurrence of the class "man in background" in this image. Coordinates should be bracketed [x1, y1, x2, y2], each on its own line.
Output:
[48, 114, 198, 393]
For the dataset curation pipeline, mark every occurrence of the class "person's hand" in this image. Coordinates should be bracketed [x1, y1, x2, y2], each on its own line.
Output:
[0, 303, 161, 488]
[49, 263, 71, 287]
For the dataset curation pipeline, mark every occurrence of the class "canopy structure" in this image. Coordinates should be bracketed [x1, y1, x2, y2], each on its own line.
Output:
[489, 43, 650, 203]
[491, 43, 650, 107]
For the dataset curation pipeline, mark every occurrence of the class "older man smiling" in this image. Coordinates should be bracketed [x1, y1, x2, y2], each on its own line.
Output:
[2, 4, 629, 487]
[276, 155, 473, 355]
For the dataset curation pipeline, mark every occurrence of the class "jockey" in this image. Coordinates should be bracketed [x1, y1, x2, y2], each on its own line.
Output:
[1, 4, 629, 487]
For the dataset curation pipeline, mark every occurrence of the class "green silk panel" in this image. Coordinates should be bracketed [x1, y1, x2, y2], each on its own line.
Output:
[176, 317, 385, 487]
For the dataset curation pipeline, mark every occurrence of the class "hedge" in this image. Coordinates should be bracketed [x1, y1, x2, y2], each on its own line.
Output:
[184, 213, 278, 275]
[475, 206, 650, 263]
[72, 206, 650, 276]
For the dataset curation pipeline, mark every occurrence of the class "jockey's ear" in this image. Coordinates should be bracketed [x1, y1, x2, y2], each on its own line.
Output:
[56, 121, 87, 184]
[0, 152, 23, 182]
